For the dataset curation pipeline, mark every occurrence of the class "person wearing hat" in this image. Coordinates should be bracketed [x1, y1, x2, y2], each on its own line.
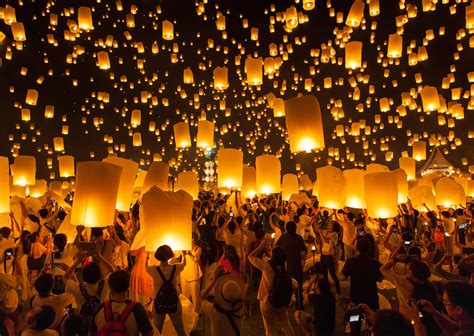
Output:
[201, 268, 244, 336]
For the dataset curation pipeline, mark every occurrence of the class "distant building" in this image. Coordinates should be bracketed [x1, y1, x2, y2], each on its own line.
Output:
[418, 147, 455, 177]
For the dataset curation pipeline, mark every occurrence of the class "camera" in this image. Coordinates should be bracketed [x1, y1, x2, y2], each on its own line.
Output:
[5, 249, 13, 257]
[229, 211, 234, 217]
[345, 308, 363, 323]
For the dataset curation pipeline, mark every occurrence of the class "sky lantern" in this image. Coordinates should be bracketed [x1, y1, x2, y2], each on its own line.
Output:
[317, 165, 346, 209]
[142, 161, 169, 193]
[214, 67, 228, 90]
[97, 51, 110, 69]
[273, 98, 285, 117]
[103, 156, 139, 212]
[346, 0, 365, 27]
[409, 185, 437, 211]
[162, 20, 174, 40]
[3, 6, 16, 24]
[53, 137, 64, 152]
[245, 57, 263, 86]
[133, 187, 192, 251]
[21, 108, 30, 122]
[366, 163, 389, 174]
[173, 122, 191, 149]
[177, 171, 199, 200]
[467, 180, 474, 197]
[29, 180, 47, 198]
[286, 6, 298, 29]
[364, 172, 398, 218]
[0, 157, 10, 214]
[216, 15, 226, 30]
[343, 169, 366, 209]
[183, 67, 194, 84]
[285, 95, 325, 153]
[12, 156, 36, 186]
[303, 0, 316, 11]
[387, 33, 403, 58]
[369, 0, 380, 16]
[392, 169, 409, 203]
[435, 177, 465, 208]
[217, 148, 243, 190]
[25, 89, 38, 106]
[242, 165, 257, 199]
[132, 132, 142, 147]
[299, 174, 313, 190]
[282, 174, 299, 201]
[412, 141, 427, 161]
[131, 109, 141, 128]
[420, 86, 441, 112]
[78, 6, 93, 30]
[197, 120, 214, 149]
[70, 162, 122, 227]
[256, 154, 281, 195]
[11, 22, 26, 41]
[399, 157, 416, 180]
[345, 41, 362, 69]
[58, 155, 75, 178]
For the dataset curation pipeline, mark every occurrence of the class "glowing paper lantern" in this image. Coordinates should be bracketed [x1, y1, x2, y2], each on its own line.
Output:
[131, 109, 141, 127]
[435, 177, 465, 208]
[303, 0, 315, 10]
[58, 155, 75, 177]
[282, 174, 299, 201]
[399, 157, 416, 181]
[97, 51, 110, 69]
[366, 163, 389, 174]
[11, 22, 26, 41]
[345, 41, 362, 69]
[213, 67, 228, 90]
[53, 137, 64, 152]
[420, 86, 440, 112]
[25, 89, 38, 106]
[245, 57, 263, 86]
[142, 161, 169, 194]
[217, 149, 243, 189]
[103, 156, 139, 211]
[346, 0, 365, 27]
[369, 0, 380, 16]
[78, 7, 93, 30]
[343, 169, 366, 209]
[286, 6, 298, 29]
[12, 156, 36, 186]
[273, 98, 285, 117]
[173, 122, 191, 149]
[413, 141, 426, 161]
[133, 187, 192, 251]
[316, 166, 345, 209]
[241, 165, 256, 199]
[177, 171, 199, 200]
[299, 174, 313, 191]
[29, 180, 47, 198]
[132, 132, 142, 147]
[409, 186, 436, 211]
[0, 157, 10, 213]
[284, 95, 325, 153]
[162, 20, 174, 40]
[364, 172, 398, 218]
[392, 169, 409, 204]
[467, 180, 474, 197]
[183, 67, 194, 84]
[387, 34, 403, 58]
[197, 120, 214, 149]
[256, 155, 281, 195]
[70, 162, 122, 227]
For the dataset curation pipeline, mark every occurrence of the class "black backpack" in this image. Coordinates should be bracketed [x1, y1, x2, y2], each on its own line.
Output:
[268, 263, 293, 309]
[79, 280, 105, 320]
[154, 265, 179, 314]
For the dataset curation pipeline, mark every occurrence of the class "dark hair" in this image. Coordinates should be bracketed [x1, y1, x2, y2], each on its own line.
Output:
[255, 228, 265, 240]
[408, 259, 431, 282]
[354, 218, 364, 226]
[53, 234, 67, 259]
[296, 208, 304, 217]
[57, 210, 67, 221]
[269, 246, 286, 272]
[21, 230, 31, 255]
[34, 274, 53, 296]
[114, 225, 127, 242]
[223, 245, 240, 272]
[154, 245, 174, 262]
[90, 228, 103, 238]
[441, 211, 450, 219]
[444, 280, 474, 318]
[1, 227, 11, 238]
[346, 212, 355, 221]
[372, 309, 414, 336]
[286, 221, 297, 234]
[331, 221, 341, 233]
[356, 236, 370, 256]
[407, 246, 422, 259]
[82, 262, 102, 284]
[34, 305, 56, 331]
[30, 231, 40, 244]
[38, 209, 49, 219]
[455, 208, 464, 216]
[28, 214, 40, 224]
[62, 313, 83, 336]
[228, 221, 236, 234]
[108, 270, 130, 293]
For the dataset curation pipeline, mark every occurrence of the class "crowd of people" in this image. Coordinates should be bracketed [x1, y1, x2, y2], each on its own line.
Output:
[0, 190, 474, 336]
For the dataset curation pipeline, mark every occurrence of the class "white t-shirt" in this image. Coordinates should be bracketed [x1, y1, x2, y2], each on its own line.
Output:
[113, 240, 130, 270]
[30, 293, 77, 329]
[44, 245, 76, 276]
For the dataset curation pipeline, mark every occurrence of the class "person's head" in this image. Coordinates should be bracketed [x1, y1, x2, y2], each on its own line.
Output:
[1, 227, 11, 239]
[38, 208, 49, 219]
[108, 270, 130, 295]
[408, 259, 431, 282]
[354, 218, 364, 229]
[214, 275, 244, 310]
[114, 225, 127, 242]
[223, 244, 240, 270]
[435, 225, 444, 233]
[372, 309, 414, 336]
[407, 246, 422, 260]
[53, 233, 68, 258]
[356, 236, 370, 257]
[82, 261, 102, 284]
[228, 221, 236, 234]
[61, 313, 83, 336]
[329, 221, 341, 233]
[255, 228, 265, 240]
[322, 210, 329, 217]
[34, 273, 53, 296]
[27, 305, 56, 331]
[455, 208, 464, 217]
[346, 212, 355, 222]
[286, 221, 297, 234]
[90, 228, 104, 241]
[30, 231, 41, 243]
[442, 280, 474, 322]
[154, 245, 174, 263]
[296, 208, 304, 217]
[277, 220, 285, 232]
[270, 246, 286, 270]
[441, 211, 451, 219]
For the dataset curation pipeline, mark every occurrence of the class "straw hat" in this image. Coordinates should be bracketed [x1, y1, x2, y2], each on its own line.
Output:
[214, 274, 244, 310]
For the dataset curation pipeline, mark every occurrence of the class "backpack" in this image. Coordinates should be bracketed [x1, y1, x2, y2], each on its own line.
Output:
[98, 300, 137, 336]
[268, 263, 293, 309]
[80, 280, 105, 320]
[153, 265, 179, 314]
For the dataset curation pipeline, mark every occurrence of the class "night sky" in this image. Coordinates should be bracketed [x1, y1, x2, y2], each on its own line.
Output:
[0, 0, 473, 181]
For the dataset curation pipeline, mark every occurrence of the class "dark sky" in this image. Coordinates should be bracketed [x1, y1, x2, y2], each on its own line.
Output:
[0, 0, 473, 181]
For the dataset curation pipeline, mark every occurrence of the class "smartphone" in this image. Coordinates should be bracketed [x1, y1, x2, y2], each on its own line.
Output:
[5, 250, 13, 256]
[405, 241, 411, 245]
[229, 211, 234, 217]
[51, 200, 57, 206]
[459, 223, 468, 230]
[349, 315, 360, 323]
[462, 247, 474, 255]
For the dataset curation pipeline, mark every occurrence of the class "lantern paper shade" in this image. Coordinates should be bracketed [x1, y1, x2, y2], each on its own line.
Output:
[413, 141, 427, 161]
[217, 149, 243, 189]
[346, 0, 365, 27]
[11, 22, 26, 41]
[53, 137, 64, 152]
[285, 95, 325, 153]
[49, 181, 62, 195]
[241, 165, 256, 199]
[177, 171, 199, 200]
[299, 174, 313, 191]
[58, 155, 75, 177]
[12, 156, 36, 186]
[467, 180, 474, 197]
[282, 174, 299, 201]
[103, 156, 139, 211]
[0, 157, 10, 213]
[343, 169, 366, 209]
[273, 98, 285, 117]
[162, 20, 174, 40]
[387, 34, 403, 58]
[197, 120, 214, 149]
[399, 157, 416, 181]
[97, 51, 110, 69]
[409, 186, 436, 212]
[29, 180, 47, 198]
[366, 163, 389, 174]
[256, 155, 281, 195]
[173, 122, 191, 149]
[78, 6, 93, 30]
[392, 169, 409, 204]
[132, 187, 192, 252]
[364, 172, 398, 218]
[214, 67, 228, 90]
[245, 57, 263, 86]
[420, 86, 440, 112]
[142, 161, 169, 194]
[345, 41, 362, 69]
[435, 177, 465, 208]
[70, 162, 122, 227]
[317, 166, 345, 209]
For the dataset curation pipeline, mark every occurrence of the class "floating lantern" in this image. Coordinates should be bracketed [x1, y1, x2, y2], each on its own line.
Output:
[103, 156, 139, 211]
[0, 157, 10, 213]
[78, 7, 93, 30]
[53, 137, 64, 152]
[70, 162, 122, 227]
[142, 161, 169, 193]
[343, 169, 366, 208]
[131, 109, 141, 128]
[285, 95, 325, 153]
[409, 186, 437, 211]
[177, 171, 199, 200]
[387, 34, 403, 58]
[392, 169, 409, 203]
[217, 149, 243, 190]
[241, 165, 257, 199]
[303, 0, 315, 10]
[12, 156, 36, 186]
[273, 98, 285, 117]
[345, 41, 362, 69]
[369, 0, 380, 16]
[420, 86, 440, 112]
[58, 155, 75, 177]
[97, 51, 110, 69]
[282, 174, 299, 201]
[256, 155, 281, 195]
[435, 177, 465, 208]
[11, 22, 26, 41]
[25, 89, 38, 106]
[399, 157, 416, 181]
[413, 141, 426, 161]
[132, 132, 142, 147]
[173, 122, 191, 149]
[214, 67, 228, 90]
[364, 172, 398, 218]
[162, 20, 174, 40]
[317, 166, 345, 209]
[286, 6, 298, 29]
[366, 163, 389, 173]
[245, 57, 263, 86]
[346, 0, 365, 27]
[183, 67, 194, 84]
[197, 120, 214, 149]
[299, 174, 313, 191]
[29, 180, 47, 198]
